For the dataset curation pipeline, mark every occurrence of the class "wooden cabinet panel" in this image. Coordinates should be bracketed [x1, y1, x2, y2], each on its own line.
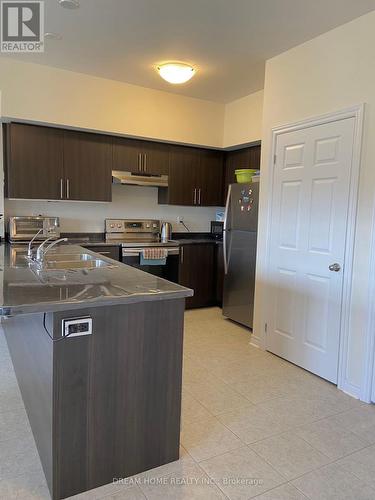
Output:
[113, 137, 143, 173]
[159, 146, 224, 207]
[63, 131, 112, 202]
[164, 146, 200, 206]
[4, 299, 184, 499]
[249, 144, 261, 170]
[143, 142, 169, 175]
[5, 123, 64, 200]
[179, 243, 216, 309]
[223, 144, 261, 201]
[198, 150, 224, 206]
[216, 243, 224, 306]
[113, 138, 169, 176]
[82, 245, 120, 261]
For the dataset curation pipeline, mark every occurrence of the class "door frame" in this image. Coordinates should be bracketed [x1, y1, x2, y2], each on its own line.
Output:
[259, 104, 364, 397]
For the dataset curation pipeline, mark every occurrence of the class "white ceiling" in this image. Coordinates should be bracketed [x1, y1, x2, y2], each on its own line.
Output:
[5, 0, 375, 102]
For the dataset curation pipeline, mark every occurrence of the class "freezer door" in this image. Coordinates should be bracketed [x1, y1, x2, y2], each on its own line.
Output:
[230, 183, 259, 232]
[222, 229, 257, 328]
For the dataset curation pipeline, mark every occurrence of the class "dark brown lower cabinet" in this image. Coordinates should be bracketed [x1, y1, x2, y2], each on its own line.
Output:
[216, 243, 224, 306]
[4, 299, 185, 500]
[179, 243, 216, 309]
[82, 245, 121, 261]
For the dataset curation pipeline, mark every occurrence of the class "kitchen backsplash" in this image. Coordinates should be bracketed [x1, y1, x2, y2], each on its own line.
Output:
[5, 184, 221, 233]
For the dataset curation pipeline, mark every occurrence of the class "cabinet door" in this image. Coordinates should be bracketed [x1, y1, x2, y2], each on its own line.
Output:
[249, 144, 261, 170]
[167, 146, 200, 206]
[63, 131, 112, 201]
[113, 137, 143, 173]
[82, 245, 120, 261]
[143, 142, 170, 175]
[223, 148, 251, 200]
[223, 145, 261, 201]
[179, 244, 216, 309]
[5, 123, 63, 200]
[216, 243, 224, 306]
[198, 150, 224, 206]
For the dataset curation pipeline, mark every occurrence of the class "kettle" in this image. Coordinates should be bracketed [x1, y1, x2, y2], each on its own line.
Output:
[161, 222, 172, 242]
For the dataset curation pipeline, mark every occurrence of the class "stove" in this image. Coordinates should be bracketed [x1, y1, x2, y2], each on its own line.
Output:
[105, 219, 177, 247]
[105, 219, 180, 282]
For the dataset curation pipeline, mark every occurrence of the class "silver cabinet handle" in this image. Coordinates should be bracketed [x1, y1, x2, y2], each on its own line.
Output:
[329, 263, 341, 272]
[144, 153, 147, 172]
[193, 188, 197, 205]
[180, 246, 184, 264]
[60, 178, 64, 199]
[66, 179, 70, 199]
[138, 153, 142, 172]
[198, 188, 202, 205]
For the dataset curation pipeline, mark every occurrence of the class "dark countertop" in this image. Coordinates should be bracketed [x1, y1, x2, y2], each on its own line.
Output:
[62, 233, 223, 247]
[0, 243, 192, 316]
[172, 232, 222, 246]
[174, 238, 222, 245]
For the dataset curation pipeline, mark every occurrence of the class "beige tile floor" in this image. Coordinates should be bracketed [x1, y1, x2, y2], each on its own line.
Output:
[1, 307, 375, 499]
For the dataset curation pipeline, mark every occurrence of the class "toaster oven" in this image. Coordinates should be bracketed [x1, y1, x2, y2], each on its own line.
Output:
[8, 216, 60, 243]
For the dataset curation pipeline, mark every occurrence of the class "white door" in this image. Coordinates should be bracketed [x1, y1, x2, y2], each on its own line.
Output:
[267, 117, 356, 383]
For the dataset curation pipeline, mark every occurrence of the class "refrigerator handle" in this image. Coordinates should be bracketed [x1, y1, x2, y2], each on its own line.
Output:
[223, 184, 232, 275]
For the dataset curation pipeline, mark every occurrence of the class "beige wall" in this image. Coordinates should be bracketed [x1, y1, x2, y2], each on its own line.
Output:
[0, 58, 264, 232]
[255, 11, 375, 398]
[0, 58, 225, 147]
[0, 58, 228, 231]
[223, 90, 263, 147]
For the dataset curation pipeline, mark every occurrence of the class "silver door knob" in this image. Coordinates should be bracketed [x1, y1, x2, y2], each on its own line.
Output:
[329, 263, 341, 272]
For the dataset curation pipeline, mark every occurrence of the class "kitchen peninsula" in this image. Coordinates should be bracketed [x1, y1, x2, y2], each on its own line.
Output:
[0, 243, 192, 500]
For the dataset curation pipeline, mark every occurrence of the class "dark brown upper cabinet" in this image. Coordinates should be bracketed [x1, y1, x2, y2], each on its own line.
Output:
[160, 146, 200, 206]
[223, 144, 261, 201]
[198, 149, 224, 206]
[4, 123, 112, 202]
[113, 137, 169, 176]
[159, 146, 224, 207]
[4, 121, 259, 207]
[112, 137, 145, 174]
[63, 130, 112, 202]
[142, 141, 170, 175]
[4, 123, 64, 200]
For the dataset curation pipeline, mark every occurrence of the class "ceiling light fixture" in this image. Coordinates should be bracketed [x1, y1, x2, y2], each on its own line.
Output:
[58, 0, 80, 9]
[157, 62, 196, 84]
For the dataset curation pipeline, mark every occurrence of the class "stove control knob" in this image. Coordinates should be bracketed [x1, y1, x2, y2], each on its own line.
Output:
[110, 224, 115, 228]
[146, 224, 150, 228]
[117, 224, 122, 229]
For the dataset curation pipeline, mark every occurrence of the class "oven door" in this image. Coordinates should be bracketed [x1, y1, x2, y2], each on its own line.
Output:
[122, 247, 180, 282]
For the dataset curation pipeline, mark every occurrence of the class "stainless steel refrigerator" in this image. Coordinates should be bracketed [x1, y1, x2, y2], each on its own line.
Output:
[222, 182, 259, 328]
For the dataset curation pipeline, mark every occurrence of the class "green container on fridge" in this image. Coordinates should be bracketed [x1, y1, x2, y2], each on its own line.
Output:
[235, 169, 258, 183]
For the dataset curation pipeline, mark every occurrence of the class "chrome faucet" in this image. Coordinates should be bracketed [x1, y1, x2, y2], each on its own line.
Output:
[36, 237, 67, 261]
[28, 229, 43, 257]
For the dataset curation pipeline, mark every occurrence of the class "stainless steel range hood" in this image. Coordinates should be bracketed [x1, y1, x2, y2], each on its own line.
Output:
[112, 170, 168, 188]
